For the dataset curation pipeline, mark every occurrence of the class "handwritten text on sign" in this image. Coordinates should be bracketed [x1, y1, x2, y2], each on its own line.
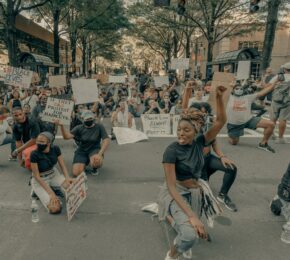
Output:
[4, 67, 33, 88]
[65, 172, 87, 221]
[42, 97, 74, 125]
[141, 114, 171, 137]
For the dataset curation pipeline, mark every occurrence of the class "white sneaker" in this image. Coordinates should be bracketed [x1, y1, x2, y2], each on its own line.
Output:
[165, 251, 179, 260]
[174, 237, 192, 259]
[275, 138, 287, 144]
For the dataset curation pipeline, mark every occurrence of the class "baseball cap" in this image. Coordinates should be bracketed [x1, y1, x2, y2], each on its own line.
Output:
[282, 62, 290, 70]
[82, 110, 95, 121]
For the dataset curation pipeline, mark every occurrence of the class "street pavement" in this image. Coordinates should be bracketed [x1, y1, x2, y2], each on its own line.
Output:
[0, 119, 290, 260]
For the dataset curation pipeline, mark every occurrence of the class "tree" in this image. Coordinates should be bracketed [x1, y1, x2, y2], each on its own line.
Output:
[30, 0, 70, 73]
[0, 0, 48, 66]
[261, 0, 283, 71]
[128, 1, 184, 70]
[183, 0, 261, 77]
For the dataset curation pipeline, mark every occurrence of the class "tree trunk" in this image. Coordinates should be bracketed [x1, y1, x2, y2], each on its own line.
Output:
[6, 0, 18, 66]
[81, 36, 87, 75]
[53, 9, 60, 74]
[261, 0, 282, 72]
[70, 32, 77, 74]
[173, 31, 178, 58]
[185, 34, 191, 58]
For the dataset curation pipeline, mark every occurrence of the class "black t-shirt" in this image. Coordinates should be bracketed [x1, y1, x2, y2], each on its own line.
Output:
[13, 117, 40, 143]
[30, 145, 61, 173]
[278, 163, 290, 202]
[162, 135, 206, 181]
[71, 123, 108, 152]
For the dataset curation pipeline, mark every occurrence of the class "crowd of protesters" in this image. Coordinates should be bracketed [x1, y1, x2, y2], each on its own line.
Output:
[0, 63, 290, 257]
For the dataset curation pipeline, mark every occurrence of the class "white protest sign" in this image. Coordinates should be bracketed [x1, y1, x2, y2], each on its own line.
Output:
[172, 115, 180, 136]
[4, 66, 33, 88]
[41, 97, 74, 125]
[141, 114, 171, 137]
[154, 76, 169, 88]
[71, 79, 99, 104]
[65, 172, 87, 221]
[237, 61, 251, 80]
[113, 127, 148, 145]
[171, 58, 190, 70]
[109, 75, 126, 83]
[128, 75, 136, 82]
[49, 75, 67, 88]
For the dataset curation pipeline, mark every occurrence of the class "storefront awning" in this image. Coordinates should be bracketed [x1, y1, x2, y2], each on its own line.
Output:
[212, 48, 260, 65]
[19, 52, 59, 67]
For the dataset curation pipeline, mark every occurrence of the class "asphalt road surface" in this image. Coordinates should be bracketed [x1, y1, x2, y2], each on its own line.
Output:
[0, 119, 289, 260]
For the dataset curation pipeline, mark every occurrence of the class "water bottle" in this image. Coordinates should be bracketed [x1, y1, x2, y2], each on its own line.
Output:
[281, 222, 290, 244]
[31, 199, 39, 223]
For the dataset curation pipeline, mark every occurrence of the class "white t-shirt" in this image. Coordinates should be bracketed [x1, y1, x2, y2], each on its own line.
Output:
[269, 74, 290, 84]
[22, 95, 39, 111]
[226, 94, 257, 125]
[0, 119, 9, 144]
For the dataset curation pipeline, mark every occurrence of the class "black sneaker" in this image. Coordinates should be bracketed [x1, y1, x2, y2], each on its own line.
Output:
[258, 143, 275, 153]
[217, 194, 237, 212]
[91, 168, 99, 176]
[85, 165, 92, 175]
[8, 155, 17, 161]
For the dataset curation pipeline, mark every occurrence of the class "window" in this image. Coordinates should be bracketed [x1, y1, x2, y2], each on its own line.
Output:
[238, 41, 263, 52]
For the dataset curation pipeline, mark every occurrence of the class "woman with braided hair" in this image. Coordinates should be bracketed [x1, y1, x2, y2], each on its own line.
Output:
[158, 84, 227, 260]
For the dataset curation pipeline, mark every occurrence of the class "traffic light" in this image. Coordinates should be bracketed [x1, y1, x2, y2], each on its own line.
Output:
[177, 0, 186, 15]
[250, 0, 261, 13]
[154, 0, 171, 7]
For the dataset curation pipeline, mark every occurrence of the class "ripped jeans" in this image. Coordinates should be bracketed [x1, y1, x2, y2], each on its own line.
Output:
[169, 192, 200, 253]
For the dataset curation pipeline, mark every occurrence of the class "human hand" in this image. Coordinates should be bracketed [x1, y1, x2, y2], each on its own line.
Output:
[185, 80, 195, 89]
[63, 178, 74, 189]
[216, 85, 227, 97]
[189, 216, 208, 240]
[12, 149, 18, 157]
[220, 156, 235, 170]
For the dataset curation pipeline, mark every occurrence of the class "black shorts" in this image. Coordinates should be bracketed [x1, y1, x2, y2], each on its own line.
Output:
[227, 117, 262, 138]
[73, 147, 100, 165]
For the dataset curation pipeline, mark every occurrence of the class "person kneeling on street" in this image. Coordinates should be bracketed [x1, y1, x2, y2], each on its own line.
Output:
[59, 110, 110, 177]
[30, 132, 73, 214]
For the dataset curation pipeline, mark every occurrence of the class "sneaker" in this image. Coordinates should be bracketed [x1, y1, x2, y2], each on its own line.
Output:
[275, 138, 287, 144]
[257, 143, 275, 153]
[165, 251, 179, 260]
[91, 168, 99, 176]
[84, 165, 92, 175]
[217, 194, 237, 212]
[8, 155, 17, 161]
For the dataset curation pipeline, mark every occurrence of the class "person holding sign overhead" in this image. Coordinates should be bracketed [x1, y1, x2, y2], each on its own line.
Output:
[30, 132, 73, 214]
[59, 111, 110, 177]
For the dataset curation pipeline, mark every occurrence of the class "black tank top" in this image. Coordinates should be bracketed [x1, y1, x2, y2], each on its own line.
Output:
[12, 99, 22, 108]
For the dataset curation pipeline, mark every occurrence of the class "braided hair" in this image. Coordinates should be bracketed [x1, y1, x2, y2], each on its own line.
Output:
[179, 109, 206, 133]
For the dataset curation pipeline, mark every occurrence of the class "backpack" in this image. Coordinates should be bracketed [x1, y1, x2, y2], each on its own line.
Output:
[272, 81, 290, 104]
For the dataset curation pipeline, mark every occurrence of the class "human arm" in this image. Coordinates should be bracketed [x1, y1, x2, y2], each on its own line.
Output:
[57, 154, 73, 188]
[182, 81, 195, 109]
[256, 80, 278, 98]
[59, 124, 75, 140]
[212, 141, 235, 169]
[204, 86, 227, 143]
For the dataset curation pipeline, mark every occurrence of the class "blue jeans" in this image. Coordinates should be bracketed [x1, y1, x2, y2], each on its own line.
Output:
[0, 134, 16, 153]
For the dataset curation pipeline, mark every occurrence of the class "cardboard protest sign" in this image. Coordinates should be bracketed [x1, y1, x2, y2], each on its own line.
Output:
[4, 66, 33, 88]
[71, 79, 99, 105]
[49, 75, 67, 88]
[171, 58, 190, 70]
[237, 61, 251, 80]
[207, 72, 235, 113]
[141, 114, 171, 137]
[172, 115, 181, 136]
[113, 127, 148, 145]
[65, 172, 87, 221]
[154, 76, 169, 88]
[109, 75, 126, 83]
[41, 97, 74, 125]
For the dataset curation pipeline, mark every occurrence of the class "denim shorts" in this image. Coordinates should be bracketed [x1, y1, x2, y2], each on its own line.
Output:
[227, 116, 262, 138]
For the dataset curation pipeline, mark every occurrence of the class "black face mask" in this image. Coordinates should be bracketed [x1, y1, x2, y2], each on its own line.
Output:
[84, 120, 94, 127]
[37, 143, 48, 152]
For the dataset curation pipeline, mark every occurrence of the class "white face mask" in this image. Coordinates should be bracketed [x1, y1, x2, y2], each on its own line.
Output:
[233, 87, 244, 96]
